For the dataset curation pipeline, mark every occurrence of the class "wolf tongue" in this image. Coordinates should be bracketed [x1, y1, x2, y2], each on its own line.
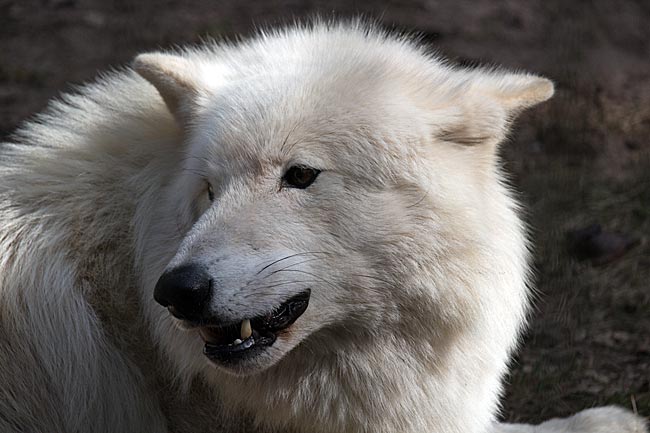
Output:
[241, 319, 252, 340]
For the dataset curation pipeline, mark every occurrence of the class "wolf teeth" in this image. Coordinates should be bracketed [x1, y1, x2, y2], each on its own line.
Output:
[241, 319, 252, 340]
[233, 338, 242, 345]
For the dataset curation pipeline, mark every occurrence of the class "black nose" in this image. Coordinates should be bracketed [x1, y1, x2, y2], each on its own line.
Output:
[154, 263, 212, 321]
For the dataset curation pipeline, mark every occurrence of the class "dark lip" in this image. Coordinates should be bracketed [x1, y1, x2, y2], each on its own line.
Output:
[201, 289, 311, 365]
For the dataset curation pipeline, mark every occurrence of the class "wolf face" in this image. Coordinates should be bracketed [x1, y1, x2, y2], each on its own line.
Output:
[146, 52, 450, 375]
[134, 24, 552, 431]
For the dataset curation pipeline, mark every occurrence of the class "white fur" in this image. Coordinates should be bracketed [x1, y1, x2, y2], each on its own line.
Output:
[495, 406, 648, 433]
[0, 21, 645, 433]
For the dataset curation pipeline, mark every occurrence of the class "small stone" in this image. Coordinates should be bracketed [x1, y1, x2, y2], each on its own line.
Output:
[566, 224, 638, 265]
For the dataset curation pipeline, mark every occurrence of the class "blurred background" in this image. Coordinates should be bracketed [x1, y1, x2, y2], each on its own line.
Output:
[1, 0, 648, 423]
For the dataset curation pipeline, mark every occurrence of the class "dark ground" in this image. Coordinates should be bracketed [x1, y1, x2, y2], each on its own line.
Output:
[1, 0, 648, 425]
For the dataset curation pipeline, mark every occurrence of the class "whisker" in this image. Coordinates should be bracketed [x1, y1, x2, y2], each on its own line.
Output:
[273, 269, 339, 291]
[255, 251, 332, 276]
[242, 279, 319, 299]
[264, 257, 324, 277]
[280, 121, 302, 156]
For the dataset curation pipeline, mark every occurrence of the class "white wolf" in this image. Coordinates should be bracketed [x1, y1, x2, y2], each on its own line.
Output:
[0, 21, 645, 433]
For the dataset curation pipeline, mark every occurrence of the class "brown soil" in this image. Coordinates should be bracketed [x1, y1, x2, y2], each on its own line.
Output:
[1, 0, 648, 425]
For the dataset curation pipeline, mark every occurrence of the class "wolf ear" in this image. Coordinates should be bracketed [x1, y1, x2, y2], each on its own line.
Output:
[437, 70, 554, 146]
[477, 72, 554, 112]
[133, 53, 201, 124]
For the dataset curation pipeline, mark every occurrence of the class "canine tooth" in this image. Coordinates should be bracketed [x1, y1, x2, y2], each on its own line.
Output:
[241, 319, 252, 340]
[233, 338, 242, 345]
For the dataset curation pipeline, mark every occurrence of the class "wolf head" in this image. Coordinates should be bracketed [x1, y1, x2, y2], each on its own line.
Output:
[134, 23, 552, 432]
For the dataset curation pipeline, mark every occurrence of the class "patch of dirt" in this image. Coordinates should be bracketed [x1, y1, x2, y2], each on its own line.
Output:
[1, 0, 648, 424]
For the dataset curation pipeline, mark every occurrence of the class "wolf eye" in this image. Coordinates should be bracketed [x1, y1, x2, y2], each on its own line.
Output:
[207, 182, 215, 202]
[282, 166, 320, 189]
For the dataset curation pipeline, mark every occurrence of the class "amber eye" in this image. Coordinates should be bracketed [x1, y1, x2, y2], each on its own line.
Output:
[282, 166, 320, 189]
[207, 182, 215, 201]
